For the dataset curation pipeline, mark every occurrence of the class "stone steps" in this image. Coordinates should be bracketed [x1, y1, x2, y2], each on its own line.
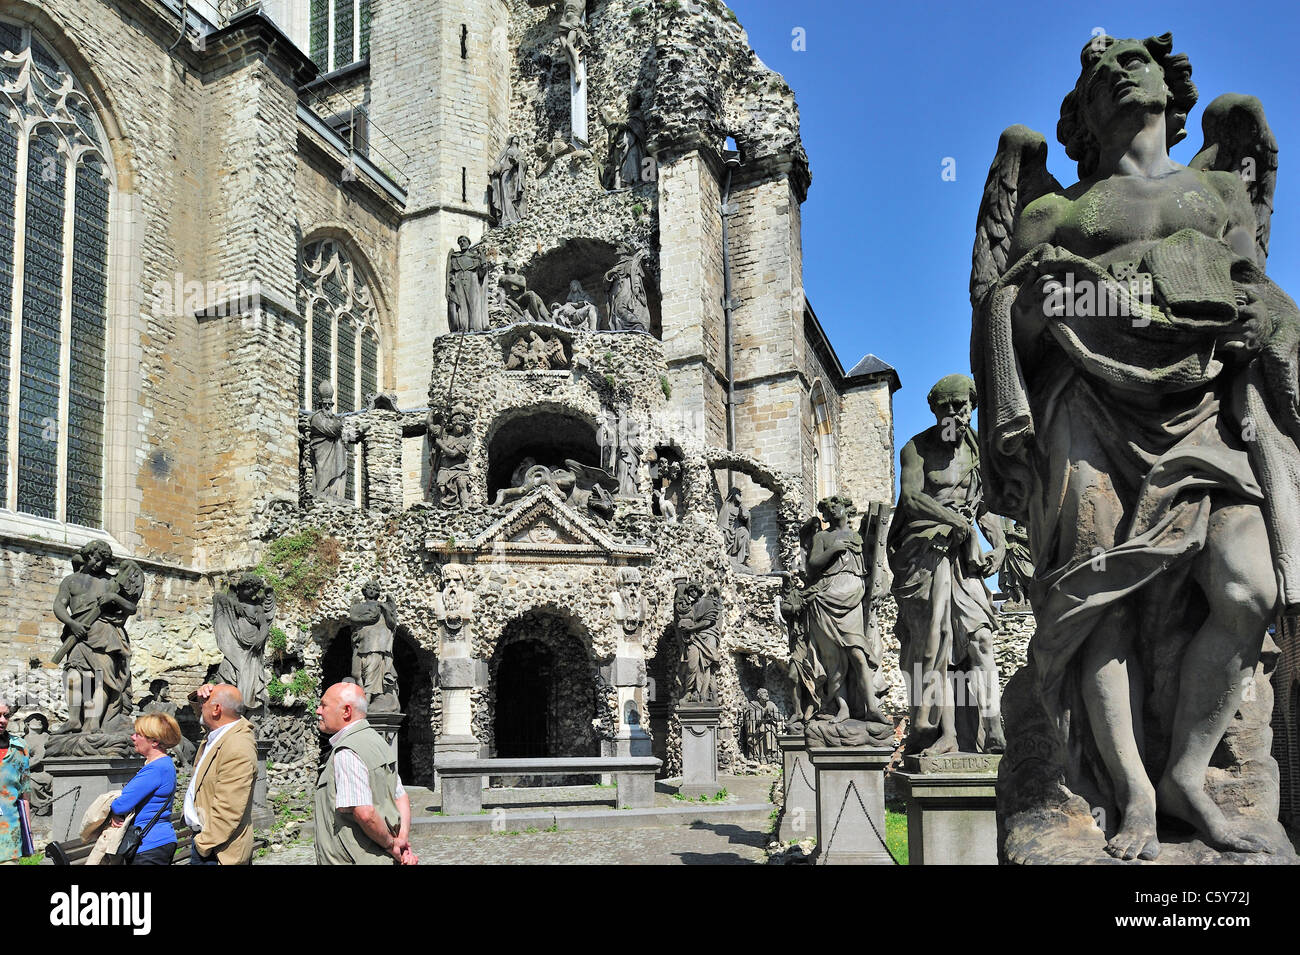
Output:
[412, 801, 774, 835]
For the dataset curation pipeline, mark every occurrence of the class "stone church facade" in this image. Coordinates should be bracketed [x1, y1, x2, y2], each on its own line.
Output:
[0, 0, 900, 784]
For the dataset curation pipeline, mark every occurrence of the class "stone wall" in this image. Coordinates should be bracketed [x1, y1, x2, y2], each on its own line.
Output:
[0, 539, 210, 716]
[839, 379, 896, 507]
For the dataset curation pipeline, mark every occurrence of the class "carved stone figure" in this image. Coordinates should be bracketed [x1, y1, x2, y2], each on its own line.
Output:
[598, 407, 643, 497]
[308, 380, 366, 501]
[651, 453, 682, 522]
[718, 486, 751, 570]
[997, 517, 1033, 609]
[536, 136, 592, 176]
[433, 563, 474, 637]
[505, 330, 568, 370]
[741, 688, 780, 762]
[348, 580, 399, 713]
[551, 280, 599, 330]
[428, 403, 474, 508]
[499, 270, 549, 324]
[22, 714, 52, 816]
[674, 579, 722, 705]
[213, 572, 276, 712]
[973, 33, 1299, 861]
[604, 243, 651, 333]
[611, 567, 647, 636]
[138, 678, 196, 767]
[51, 541, 142, 735]
[780, 525, 820, 731]
[489, 135, 527, 225]
[602, 92, 648, 189]
[555, 1, 589, 142]
[447, 235, 490, 332]
[788, 496, 894, 747]
[888, 376, 1005, 757]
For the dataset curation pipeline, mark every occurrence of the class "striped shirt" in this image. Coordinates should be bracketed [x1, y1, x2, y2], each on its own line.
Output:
[329, 720, 405, 809]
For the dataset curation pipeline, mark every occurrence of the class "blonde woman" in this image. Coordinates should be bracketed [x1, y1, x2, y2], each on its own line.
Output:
[109, 712, 182, 865]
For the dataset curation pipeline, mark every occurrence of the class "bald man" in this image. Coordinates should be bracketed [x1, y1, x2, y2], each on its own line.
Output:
[315, 682, 416, 865]
[185, 682, 258, 864]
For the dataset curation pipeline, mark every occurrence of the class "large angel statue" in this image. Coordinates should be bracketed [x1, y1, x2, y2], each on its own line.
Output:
[973, 33, 1297, 862]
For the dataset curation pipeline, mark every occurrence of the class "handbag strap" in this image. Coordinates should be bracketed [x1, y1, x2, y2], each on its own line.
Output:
[128, 779, 170, 835]
[136, 789, 170, 837]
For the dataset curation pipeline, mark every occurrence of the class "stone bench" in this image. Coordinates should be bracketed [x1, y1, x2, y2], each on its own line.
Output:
[46, 811, 268, 865]
[433, 756, 662, 814]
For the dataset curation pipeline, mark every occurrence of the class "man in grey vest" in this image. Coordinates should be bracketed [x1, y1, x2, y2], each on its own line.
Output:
[315, 682, 417, 865]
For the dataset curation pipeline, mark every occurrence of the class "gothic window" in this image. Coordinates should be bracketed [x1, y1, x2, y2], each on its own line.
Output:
[310, 0, 372, 73]
[297, 238, 381, 501]
[0, 22, 112, 528]
[810, 381, 837, 501]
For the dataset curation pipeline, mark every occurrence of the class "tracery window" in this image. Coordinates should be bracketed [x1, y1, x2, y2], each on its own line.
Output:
[309, 0, 371, 74]
[811, 381, 837, 501]
[0, 21, 112, 528]
[297, 238, 381, 501]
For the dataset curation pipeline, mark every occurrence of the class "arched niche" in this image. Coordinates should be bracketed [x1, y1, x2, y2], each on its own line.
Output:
[487, 610, 602, 779]
[486, 407, 602, 501]
[520, 238, 662, 338]
[318, 622, 436, 785]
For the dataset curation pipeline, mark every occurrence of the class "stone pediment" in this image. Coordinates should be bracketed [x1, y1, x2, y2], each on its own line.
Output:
[426, 487, 653, 564]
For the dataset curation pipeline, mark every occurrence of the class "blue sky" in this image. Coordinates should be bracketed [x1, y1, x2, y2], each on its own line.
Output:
[729, 0, 1300, 492]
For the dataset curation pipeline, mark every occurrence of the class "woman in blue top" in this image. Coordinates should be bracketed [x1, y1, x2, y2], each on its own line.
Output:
[110, 712, 181, 865]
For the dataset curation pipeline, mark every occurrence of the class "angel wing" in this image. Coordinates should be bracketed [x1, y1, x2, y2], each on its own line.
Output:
[1190, 93, 1277, 267]
[970, 125, 1062, 309]
[563, 458, 619, 491]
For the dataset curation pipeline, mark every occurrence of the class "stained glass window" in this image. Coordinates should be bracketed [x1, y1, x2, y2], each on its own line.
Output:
[296, 238, 382, 506]
[309, 0, 371, 74]
[309, 0, 329, 71]
[0, 22, 112, 527]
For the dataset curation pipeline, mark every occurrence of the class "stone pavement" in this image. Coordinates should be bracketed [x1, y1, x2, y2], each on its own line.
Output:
[258, 773, 778, 865]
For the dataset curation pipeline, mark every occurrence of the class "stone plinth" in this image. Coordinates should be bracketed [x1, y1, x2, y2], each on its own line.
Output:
[252, 738, 272, 828]
[895, 753, 1001, 866]
[808, 746, 893, 865]
[46, 755, 144, 844]
[678, 705, 722, 797]
[433, 734, 482, 792]
[778, 733, 816, 842]
[369, 711, 404, 760]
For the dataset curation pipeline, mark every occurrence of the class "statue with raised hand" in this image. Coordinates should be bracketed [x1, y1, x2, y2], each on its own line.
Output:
[973, 33, 1297, 861]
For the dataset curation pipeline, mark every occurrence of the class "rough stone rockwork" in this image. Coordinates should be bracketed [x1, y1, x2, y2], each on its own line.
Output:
[2, 0, 897, 797]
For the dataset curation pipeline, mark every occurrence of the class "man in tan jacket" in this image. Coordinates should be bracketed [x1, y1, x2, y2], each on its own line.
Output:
[185, 683, 257, 864]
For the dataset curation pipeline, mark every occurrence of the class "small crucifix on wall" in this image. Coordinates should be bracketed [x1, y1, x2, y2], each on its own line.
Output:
[557, 0, 589, 145]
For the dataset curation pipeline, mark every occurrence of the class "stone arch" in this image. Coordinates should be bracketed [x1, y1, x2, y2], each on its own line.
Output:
[314, 616, 437, 785]
[705, 447, 802, 573]
[481, 607, 613, 773]
[517, 237, 662, 337]
[483, 402, 603, 501]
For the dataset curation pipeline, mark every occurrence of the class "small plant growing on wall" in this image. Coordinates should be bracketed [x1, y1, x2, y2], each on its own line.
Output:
[254, 527, 341, 608]
[267, 668, 318, 708]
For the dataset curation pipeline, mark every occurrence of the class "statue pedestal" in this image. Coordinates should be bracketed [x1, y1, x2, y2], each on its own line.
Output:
[252, 739, 272, 828]
[807, 746, 893, 865]
[433, 734, 482, 792]
[368, 711, 404, 760]
[894, 752, 1001, 865]
[678, 705, 722, 797]
[777, 733, 817, 843]
[46, 755, 143, 845]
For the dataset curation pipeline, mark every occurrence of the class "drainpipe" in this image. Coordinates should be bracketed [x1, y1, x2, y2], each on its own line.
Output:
[720, 148, 741, 489]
